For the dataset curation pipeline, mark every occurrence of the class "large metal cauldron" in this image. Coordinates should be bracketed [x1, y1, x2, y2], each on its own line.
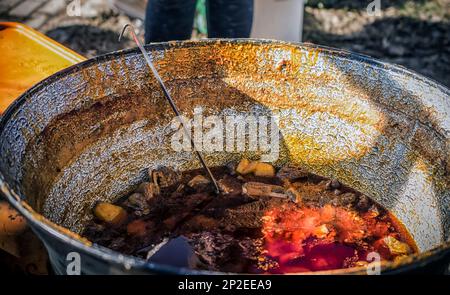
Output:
[0, 40, 449, 274]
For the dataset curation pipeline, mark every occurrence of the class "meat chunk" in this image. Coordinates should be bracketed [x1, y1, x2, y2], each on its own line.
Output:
[123, 193, 150, 216]
[182, 215, 218, 231]
[332, 192, 357, 207]
[162, 192, 213, 231]
[218, 175, 242, 196]
[127, 219, 151, 237]
[225, 161, 237, 175]
[355, 194, 371, 211]
[242, 182, 286, 199]
[285, 187, 302, 204]
[276, 165, 308, 184]
[325, 179, 341, 190]
[187, 175, 211, 192]
[136, 182, 160, 200]
[149, 166, 180, 188]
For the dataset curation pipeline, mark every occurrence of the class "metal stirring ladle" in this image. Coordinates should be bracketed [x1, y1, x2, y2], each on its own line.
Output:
[119, 24, 220, 194]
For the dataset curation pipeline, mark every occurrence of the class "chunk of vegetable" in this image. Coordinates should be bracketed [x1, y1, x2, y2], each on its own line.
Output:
[236, 159, 275, 177]
[94, 202, 127, 226]
[254, 162, 275, 177]
[383, 236, 411, 256]
[236, 159, 258, 175]
[236, 158, 250, 174]
[243, 161, 258, 174]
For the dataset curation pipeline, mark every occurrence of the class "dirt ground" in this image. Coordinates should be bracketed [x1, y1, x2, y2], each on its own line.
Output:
[303, 0, 450, 87]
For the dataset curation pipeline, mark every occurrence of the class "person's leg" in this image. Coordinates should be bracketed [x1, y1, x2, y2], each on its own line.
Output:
[206, 0, 254, 38]
[145, 0, 197, 43]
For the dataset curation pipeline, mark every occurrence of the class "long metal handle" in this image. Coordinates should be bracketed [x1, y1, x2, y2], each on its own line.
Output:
[119, 24, 220, 194]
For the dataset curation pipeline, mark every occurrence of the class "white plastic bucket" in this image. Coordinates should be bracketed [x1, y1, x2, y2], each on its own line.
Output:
[250, 0, 305, 42]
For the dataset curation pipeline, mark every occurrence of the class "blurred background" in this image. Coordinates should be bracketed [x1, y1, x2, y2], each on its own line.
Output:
[0, 0, 449, 86]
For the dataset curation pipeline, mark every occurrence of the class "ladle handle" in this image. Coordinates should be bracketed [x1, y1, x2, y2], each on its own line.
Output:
[119, 24, 220, 194]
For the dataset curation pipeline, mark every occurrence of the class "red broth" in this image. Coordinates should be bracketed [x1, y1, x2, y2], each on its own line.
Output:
[252, 204, 416, 273]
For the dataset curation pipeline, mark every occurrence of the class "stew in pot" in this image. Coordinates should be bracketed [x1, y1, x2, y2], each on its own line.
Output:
[83, 159, 417, 273]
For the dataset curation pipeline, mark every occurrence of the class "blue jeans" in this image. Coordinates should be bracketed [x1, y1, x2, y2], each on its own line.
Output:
[145, 0, 254, 43]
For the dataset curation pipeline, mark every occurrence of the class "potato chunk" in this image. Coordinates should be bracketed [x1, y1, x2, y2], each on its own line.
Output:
[254, 162, 275, 177]
[94, 202, 127, 226]
[235, 158, 250, 174]
[242, 161, 259, 174]
[383, 236, 411, 256]
[236, 159, 252, 174]
[236, 159, 275, 177]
